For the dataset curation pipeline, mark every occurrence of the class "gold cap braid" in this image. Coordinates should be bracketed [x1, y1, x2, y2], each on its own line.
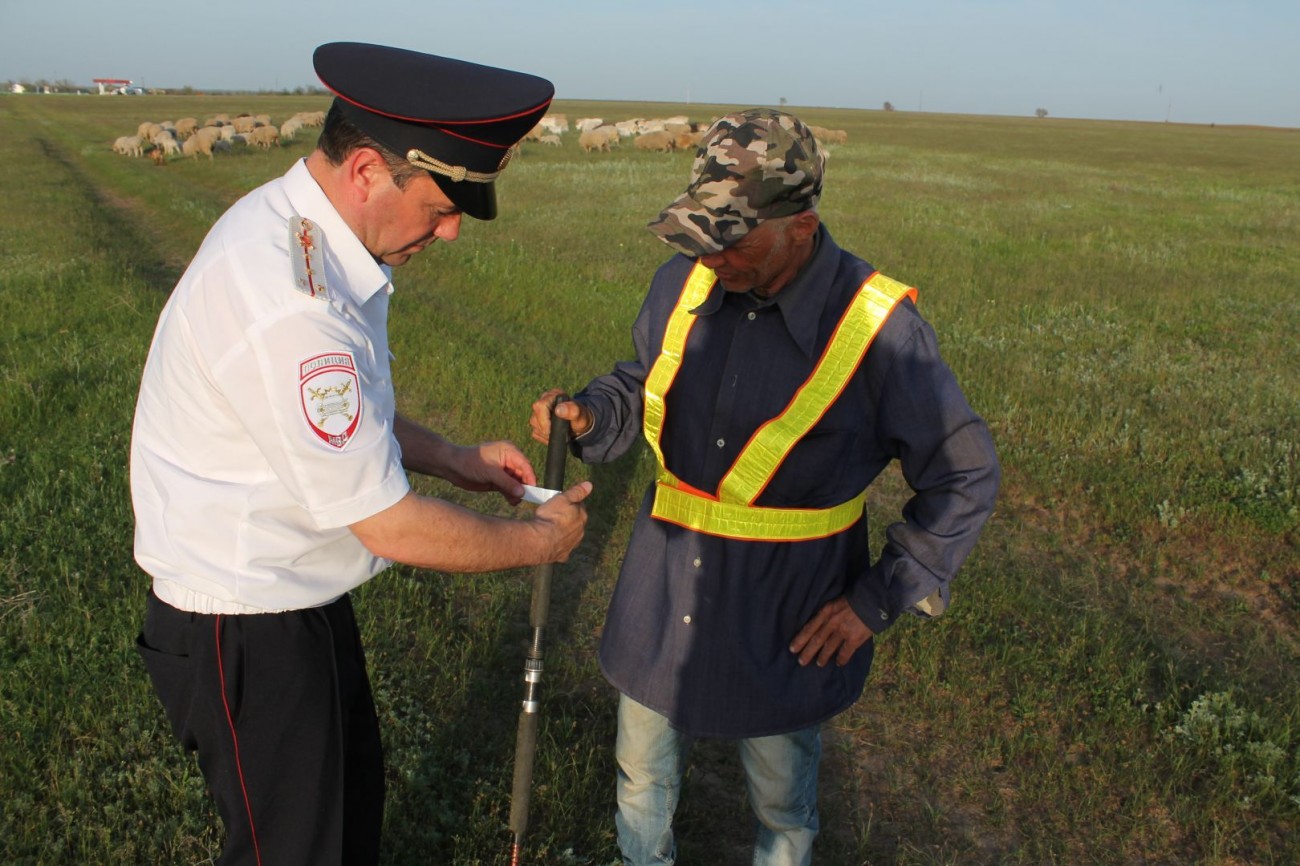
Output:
[406, 144, 518, 183]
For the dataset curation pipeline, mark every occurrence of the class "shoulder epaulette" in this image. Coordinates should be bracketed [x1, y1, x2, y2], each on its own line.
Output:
[288, 215, 330, 301]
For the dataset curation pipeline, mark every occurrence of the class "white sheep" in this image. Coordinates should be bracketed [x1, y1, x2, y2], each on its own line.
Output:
[182, 134, 214, 160]
[539, 115, 568, 135]
[673, 131, 702, 151]
[539, 133, 562, 147]
[634, 131, 676, 153]
[248, 126, 280, 149]
[119, 135, 145, 157]
[192, 125, 223, 144]
[578, 129, 607, 153]
[810, 125, 848, 145]
[280, 117, 305, 141]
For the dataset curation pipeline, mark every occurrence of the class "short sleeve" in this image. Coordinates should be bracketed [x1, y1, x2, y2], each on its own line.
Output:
[213, 299, 409, 529]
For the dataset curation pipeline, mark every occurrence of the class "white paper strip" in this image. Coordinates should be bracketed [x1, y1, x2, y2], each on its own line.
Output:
[521, 484, 561, 505]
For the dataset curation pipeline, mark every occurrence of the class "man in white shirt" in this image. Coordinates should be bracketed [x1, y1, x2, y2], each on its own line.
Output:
[131, 42, 589, 865]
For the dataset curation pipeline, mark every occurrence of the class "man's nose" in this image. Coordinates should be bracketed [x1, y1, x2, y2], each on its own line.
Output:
[436, 213, 462, 242]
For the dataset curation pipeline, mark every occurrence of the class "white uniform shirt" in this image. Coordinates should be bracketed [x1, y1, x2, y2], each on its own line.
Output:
[131, 159, 412, 614]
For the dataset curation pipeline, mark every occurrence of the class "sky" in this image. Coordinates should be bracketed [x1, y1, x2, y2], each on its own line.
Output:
[2, 0, 1297, 128]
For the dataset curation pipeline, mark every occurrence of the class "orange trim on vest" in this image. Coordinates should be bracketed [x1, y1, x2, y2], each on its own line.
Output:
[643, 265, 916, 541]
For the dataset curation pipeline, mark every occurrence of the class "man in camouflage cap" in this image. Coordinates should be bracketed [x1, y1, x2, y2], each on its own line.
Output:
[531, 107, 1000, 865]
[647, 107, 827, 257]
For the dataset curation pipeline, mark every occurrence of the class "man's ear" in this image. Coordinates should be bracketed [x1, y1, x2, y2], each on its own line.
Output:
[346, 147, 389, 202]
[792, 209, 821, 241]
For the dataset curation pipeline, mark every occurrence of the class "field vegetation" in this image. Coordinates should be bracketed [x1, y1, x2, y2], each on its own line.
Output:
[1, 92, 1297, 865]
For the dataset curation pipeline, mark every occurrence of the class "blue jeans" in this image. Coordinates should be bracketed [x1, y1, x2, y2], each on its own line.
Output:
[615, 694, 821, 866]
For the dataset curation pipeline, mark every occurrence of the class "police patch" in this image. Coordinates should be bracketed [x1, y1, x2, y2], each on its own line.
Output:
[299, 352, 361, 450]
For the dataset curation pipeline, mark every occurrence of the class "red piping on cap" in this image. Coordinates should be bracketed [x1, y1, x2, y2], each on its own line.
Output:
[321, 83, 552, 150]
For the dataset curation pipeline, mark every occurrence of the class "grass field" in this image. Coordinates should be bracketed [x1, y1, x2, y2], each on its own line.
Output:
[1, 92, 1297, 865]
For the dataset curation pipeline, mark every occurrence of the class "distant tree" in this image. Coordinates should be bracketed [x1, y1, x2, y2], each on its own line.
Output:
[1035, 107, 1049, 118]
[883, 101, 895, 111]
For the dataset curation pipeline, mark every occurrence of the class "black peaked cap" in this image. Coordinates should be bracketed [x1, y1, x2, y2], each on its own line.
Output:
[313, 42, 554, 220]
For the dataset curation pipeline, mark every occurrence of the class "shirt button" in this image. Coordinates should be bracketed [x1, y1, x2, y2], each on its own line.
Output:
[693, 557, 702, 568]
[683, 615, 692, 624]
[747, 311, 756, 321]
[716, 438, 725, 448]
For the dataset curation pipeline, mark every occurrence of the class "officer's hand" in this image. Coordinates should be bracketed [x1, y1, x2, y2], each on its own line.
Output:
[531, 480, 593, 562]
[452, 440, 537, 504]
[789, 596, 874, 667]
[530, 388, 593, 445]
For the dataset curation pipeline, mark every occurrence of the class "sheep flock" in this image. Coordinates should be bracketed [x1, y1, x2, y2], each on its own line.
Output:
[526, 113, 849, 155]
[111, 110, 326, 164]
[111, 109, 849, 165]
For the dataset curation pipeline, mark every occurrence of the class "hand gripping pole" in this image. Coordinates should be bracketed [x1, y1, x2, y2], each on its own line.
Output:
[509, 407, 570, 865]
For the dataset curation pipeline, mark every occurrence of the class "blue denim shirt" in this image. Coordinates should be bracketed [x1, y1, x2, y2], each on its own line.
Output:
[572, 227, 1000, 737]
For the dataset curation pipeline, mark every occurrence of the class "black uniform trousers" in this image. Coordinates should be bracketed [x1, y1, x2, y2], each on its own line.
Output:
[137, 590, 385, 866]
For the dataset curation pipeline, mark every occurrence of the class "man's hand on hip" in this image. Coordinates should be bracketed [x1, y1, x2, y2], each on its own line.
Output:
[790, 596, 874, 667]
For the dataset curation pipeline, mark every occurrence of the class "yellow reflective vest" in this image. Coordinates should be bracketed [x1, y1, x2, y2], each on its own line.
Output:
[643, 262, 917, 542]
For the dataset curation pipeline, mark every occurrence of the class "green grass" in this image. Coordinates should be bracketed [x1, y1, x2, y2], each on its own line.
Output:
[1, 93, 1297, 865]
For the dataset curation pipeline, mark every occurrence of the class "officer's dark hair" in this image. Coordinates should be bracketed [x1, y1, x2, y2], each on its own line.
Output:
[316, 102, 425, 190]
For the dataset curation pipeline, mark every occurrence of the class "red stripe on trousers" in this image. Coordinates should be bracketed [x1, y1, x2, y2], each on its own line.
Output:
[215, 615, 265, 866]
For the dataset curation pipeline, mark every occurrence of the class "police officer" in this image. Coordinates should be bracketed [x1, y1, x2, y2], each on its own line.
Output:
[531, 109, 999, 866]
[131, 43, 590, 865]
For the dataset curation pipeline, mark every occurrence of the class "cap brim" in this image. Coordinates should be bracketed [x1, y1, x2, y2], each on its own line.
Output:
[646, 193, 733, 258]
[435, 174, 496, 221]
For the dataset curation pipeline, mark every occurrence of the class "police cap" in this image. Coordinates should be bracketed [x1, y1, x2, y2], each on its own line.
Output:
[313, 42, 554, 221]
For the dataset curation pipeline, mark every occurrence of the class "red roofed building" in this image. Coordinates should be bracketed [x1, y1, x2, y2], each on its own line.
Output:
[93, 78, 135, 95]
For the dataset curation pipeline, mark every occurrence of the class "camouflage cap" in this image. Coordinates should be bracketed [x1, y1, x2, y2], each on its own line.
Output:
[647, 108, 826, 257]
